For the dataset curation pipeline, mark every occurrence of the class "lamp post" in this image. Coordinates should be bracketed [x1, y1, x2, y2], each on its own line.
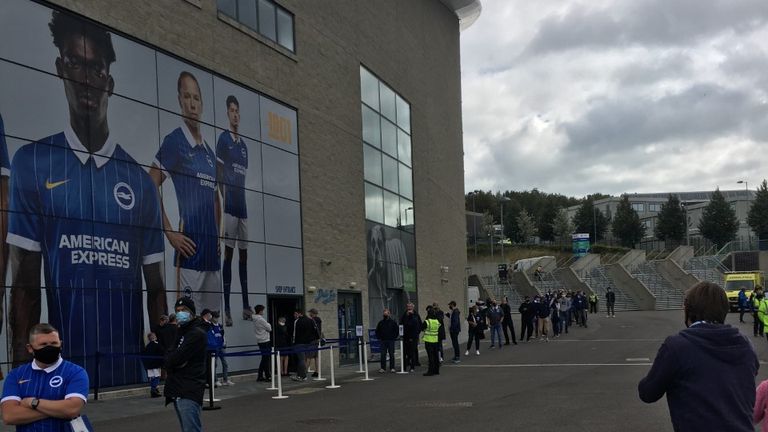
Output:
[500, 197, 511, 259]
[592, 204, 598, 246]
[404, 207, 413, 227]
[681, 201, 689, 247]
[737, 180, 749, 247]
[468, 192, 477, 257]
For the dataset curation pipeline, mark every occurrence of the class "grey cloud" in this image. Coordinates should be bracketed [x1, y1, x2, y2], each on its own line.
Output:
[522, 0, 767, 57]
[612, 52, 693, 87]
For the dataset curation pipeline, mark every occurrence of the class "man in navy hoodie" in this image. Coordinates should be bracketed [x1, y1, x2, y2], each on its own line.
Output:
[638, 281, 758, 432]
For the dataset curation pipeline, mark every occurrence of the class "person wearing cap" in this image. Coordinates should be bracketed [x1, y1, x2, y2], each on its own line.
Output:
[164, 297, 208, 432]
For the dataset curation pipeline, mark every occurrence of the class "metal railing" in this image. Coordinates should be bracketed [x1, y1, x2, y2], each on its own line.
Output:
[581, 265, 640, 311]
[630, 262, 684, 310]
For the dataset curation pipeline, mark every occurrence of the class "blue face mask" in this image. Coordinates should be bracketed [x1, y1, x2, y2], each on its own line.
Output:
[176, 311, 192, 324]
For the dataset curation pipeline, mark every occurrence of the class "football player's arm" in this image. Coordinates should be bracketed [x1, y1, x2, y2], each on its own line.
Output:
[17, 397, 84, 420]
[9, 245, 41, 365]
[148, 165, 196, 258]
[1, 400, 48, 425]
[143, 262, 166, 327]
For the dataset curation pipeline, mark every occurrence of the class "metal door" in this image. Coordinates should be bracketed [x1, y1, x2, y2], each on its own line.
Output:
[337, 292, 362, 364]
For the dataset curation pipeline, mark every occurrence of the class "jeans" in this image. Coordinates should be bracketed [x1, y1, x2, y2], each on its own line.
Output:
[215, 348, 229, 381]
[559, 311, 569, 334]
[607, 303, 615, 316]
[174, 398, 202, 432]
[149, 376, 160, 391]
[258, 342, 271, 378]
[380, 340, 396, 370]
[450, 331, 461, 359]
[490, 323, 502, 347]
[293, 343, 310, 378]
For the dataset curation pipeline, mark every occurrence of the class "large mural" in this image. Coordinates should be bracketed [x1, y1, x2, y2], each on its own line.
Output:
[0, 0, 302, 387]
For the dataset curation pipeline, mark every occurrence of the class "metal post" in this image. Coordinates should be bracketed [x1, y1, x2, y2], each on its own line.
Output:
[203, 351, 222, 410]
[357, 338, 364, 373]
[593, 205, 597, 246]
[267, 347, 278, 390]
[361, 340, 373, 381]
[272, 350, 288, 400]
[471, 192, 477, 257]
[313, 341, 325, 381]
[325, 345, 340, 389]
[397, 339, 408, 374]
[501, 201, 505, 258]
[94, 352, 100, 401]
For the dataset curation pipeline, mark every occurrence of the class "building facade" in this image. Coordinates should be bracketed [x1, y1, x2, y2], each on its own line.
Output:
[0, 0, 476, 384]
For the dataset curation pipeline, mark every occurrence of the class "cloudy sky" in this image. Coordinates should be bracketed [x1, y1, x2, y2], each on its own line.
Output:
[460, 0, 768, 198]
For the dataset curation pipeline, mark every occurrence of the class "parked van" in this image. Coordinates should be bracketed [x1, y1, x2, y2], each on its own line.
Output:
[723, 271, 765, 312]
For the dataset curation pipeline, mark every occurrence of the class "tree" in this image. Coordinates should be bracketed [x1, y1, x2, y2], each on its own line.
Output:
[572, 199, 608, 241]
[611, 195, 645, 248]
[747, 180, 768, 241]
[516, 209, 537, 243]
[537, 203, 558, 242]
[698, 188, 739, 248]
[552, 208, 573, 242]
[654, 194, 686, 246]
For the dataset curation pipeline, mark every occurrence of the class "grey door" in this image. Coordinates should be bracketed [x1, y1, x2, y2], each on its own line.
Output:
[337, 292, 362, 364]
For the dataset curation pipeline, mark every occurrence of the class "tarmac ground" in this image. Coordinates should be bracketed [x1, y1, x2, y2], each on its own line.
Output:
[72, 310, 768, 431]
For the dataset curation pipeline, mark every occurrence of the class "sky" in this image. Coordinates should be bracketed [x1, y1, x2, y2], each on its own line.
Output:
[460, 0, 768, 198]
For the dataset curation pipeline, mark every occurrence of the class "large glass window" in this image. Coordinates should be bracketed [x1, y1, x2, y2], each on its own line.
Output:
[218, 0, 295, 52]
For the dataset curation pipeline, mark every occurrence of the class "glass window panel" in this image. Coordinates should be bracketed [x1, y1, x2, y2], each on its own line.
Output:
[396, 95, 411, 133]
[382, 155, 398, 193]
[381, 118, 397, 157]
[362, 105, 380, 148]
[218, 0, 237, 17]
[379, 84, 397, 122]
[384, 191, 400, 227]
[399, 163, 412, 199]
[360, 68, 380, 111]
[363, 145, 382, 186]
[237, 0, 258, 30]
[258, 0, 277, 41]
[400, 198, 414, 229]
[276, 8, 294, 51]
[365, 183, 384, 223]
[397, 129, 411, 166]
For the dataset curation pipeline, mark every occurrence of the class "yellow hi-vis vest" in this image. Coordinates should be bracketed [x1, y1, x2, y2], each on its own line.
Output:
[423, 319, 440, 343]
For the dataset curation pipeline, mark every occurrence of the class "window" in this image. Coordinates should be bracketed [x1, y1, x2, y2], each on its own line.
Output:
[360, 66, 413, 229]
[631, 203, 644, 212]
[218, 0, 295, 52]
[648, 203, 661, 212]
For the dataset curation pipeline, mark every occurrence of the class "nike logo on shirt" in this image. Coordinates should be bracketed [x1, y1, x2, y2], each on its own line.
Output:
[45, 179, 70, 189]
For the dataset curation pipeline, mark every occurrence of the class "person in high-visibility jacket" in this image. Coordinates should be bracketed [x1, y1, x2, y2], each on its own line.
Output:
[757, 289, 768, 341]
[422, 306, 441, 376]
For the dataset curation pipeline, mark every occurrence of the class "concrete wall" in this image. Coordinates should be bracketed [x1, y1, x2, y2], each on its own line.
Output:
[571, 254, 601, 279]
[554, 267, 593, 295]
[668, 246, 694, 267]
[511, 271, 540, 298]
[617, 249, 646, 268]
[50, 0, 468, 342]
[657, 259, 699, 293]
[606, 264, 656, 310]
[761, 252, 768, 274]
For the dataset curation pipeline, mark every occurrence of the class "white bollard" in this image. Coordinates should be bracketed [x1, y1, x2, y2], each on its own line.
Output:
[357, 339, 365, 373]
[397, 339, 408, 374]
[361, 341, 374, 381]
[314, 341, 326, 381]
[325, 345, 340, 389]
[267, 347, 278, 390]
[272, 350, 288, 400]
[211, 353, 221, 402]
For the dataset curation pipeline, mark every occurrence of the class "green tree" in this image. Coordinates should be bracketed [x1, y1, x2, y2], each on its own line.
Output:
[654, 194, 686, 245]
[611, 195, 645, 248]
[573, 199, 608, 241]
[537, 202, 558, 241]
[698, 188, 739, 248]
[516, 209, 537, 243]
[747, 180, 768, 241]
[552, 208, 573, 242]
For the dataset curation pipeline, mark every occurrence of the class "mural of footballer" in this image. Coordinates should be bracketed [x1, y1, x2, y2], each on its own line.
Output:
[0, 114, 10, 380]
[216, 95, 250, 326]
[150, 71, 222, 314]
[6, 11, 167, 386]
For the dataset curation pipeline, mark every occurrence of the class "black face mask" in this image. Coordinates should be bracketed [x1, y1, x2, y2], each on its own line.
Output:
[33, 345, 61, 364]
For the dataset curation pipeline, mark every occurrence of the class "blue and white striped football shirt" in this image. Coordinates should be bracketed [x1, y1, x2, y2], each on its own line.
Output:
[215, 130, 248, 219]
[155, 124, 220, 271]
[7, 126, 164, 387]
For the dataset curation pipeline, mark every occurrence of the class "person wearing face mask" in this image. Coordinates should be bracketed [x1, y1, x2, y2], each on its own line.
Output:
[164, 297, 208, 432]
[638, 282, 758, 432]
[756, 288, 768, 343]
[375, 308, 399, 373]
[400, 303, 422, 373]
[518, 296, 535, 342]
[1, 323, 88, 431]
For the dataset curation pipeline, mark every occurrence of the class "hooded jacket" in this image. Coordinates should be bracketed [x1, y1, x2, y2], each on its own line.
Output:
[638, 323, 758, 432]
[164, 318, 209, 405]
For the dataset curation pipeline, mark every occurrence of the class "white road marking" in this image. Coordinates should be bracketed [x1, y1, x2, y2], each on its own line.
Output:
[552, 339, 663, 342]
[626, 358, 651, 362]
[456, 363, 653, 367]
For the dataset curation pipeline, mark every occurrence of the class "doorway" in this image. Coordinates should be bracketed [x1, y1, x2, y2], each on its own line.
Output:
[268, 296, 302, 331]
[337, 291, 362, 365]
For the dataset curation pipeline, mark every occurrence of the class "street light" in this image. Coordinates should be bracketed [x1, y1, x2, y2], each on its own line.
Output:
[737, 180, 749, 199]
[592, 204, 598, 246]
[468, 192, 477, 257]
[500, 196, 511, 259]
[681, 201, 689, 247]
[404, 207, 413, 231]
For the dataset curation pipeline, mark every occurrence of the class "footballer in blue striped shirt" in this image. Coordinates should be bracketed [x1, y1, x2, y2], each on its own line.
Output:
[149, 71, 222, 314]
[216, 95, 250, 326]
[1, 324, 88, 431]
[6, 11, 167, 387]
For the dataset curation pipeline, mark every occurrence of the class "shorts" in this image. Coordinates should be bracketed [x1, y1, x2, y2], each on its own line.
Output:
[223, 213, 248, 249]
[179, 268, 222, 313]
[147, 368, 161, 378]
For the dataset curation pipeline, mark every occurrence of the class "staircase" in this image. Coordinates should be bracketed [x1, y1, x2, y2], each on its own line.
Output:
[684, 256, 726, 286]
[532, 271, 565, 295]
[582, 266, 640, 311]
[630, 262, 684, 310]
[482, 275, 525, 308]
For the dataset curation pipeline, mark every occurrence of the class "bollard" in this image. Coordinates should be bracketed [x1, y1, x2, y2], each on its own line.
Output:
[357, 338, 365, 373]
[203, 351, 222, 410]
[94, 352, 101, 400]
[397, 339, 408, 374]
[267, 347, 278, 391]
[272, 350, 289, 400]
[325, 345, 340, 389]
[313, 341, 326, 381]
[361, 341, 374, 381]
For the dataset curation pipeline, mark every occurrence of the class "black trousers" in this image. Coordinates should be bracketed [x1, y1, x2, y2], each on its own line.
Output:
[466, 330, 480, 351]
[380, 340, 396, 370]
[404, 338, 419, 369]
[502, 318, 517, 344]
[755, 312, 764, 336]
[258, 342, 271, 379]
[450, 331, 461, 359]
[425, 342, 440, 375]
[520, 318, 534, 341]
